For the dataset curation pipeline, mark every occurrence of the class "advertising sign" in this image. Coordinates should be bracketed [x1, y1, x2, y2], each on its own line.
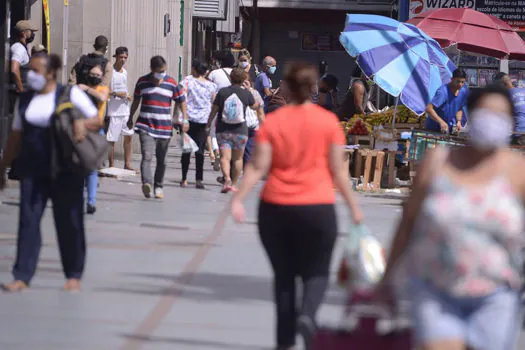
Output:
[408, 0, 525, 31]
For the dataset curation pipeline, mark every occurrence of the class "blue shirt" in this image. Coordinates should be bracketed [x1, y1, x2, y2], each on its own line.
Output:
[425, 84, 469, 133]
[510, 88, 525, 132]
[255, 72, 271, 107]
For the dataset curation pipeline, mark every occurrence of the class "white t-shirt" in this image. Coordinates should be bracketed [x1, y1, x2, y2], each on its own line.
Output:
[208, 68, 232, 90]
[107, 68, 130, 116]
[10, 42, 30, 66]
[12, 85, 98, 131]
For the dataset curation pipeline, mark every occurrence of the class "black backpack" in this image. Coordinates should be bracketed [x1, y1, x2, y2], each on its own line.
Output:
[51, 85, 108, 177]
[73, 53, 108, 85]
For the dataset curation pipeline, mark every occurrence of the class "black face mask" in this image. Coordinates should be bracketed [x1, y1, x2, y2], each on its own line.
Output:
[26, 32, 35, 44]
[319, 87, 329, 93]
[87, 76, 102, 86]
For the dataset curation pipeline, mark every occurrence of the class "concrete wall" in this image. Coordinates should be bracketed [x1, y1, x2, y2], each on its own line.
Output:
[36, 0, 193, 159]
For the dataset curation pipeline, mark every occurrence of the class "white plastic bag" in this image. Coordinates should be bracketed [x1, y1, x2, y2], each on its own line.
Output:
[180, 132, 199, 154]
[337, 224, 386, 292]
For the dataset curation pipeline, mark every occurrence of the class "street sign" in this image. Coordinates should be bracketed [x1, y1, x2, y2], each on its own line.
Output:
[408, 0, 525, 31]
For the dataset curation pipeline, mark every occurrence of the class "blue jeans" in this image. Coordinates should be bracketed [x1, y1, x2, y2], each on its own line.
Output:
[86, 129, 105, 205]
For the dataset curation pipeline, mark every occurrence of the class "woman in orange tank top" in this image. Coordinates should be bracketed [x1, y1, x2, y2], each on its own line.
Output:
[230, 62, 363, 350]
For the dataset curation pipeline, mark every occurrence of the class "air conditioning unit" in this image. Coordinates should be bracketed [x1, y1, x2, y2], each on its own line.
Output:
[193, 0, 228, 20]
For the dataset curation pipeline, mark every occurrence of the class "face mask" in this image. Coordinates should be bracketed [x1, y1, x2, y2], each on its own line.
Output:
[87, 75, 103, 86]
[468, 108, 513, 150]
[268, 66, 276, 75]
[239, 61, 249, 69]
[154, 72, 167, 80]
[26, 32, 35, 44]
[319, 87, 329, 93]
[27, 70, 46, 91]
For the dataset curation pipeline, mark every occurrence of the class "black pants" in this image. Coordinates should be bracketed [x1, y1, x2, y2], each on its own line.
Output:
[181, 121, 208, 182]
[13, 173, 86, 284]
[258, 201, 338, 347]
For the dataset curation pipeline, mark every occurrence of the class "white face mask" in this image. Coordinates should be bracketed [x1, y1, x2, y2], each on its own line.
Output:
[153, 71, 167, 80]
[468, 108, 513, 150]
[27, 70, 47, 91]
[239, 61, 249, 69]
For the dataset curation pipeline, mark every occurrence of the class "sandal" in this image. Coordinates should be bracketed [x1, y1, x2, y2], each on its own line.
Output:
[180, 180, 188, 188]
[1, 280, 28, 293]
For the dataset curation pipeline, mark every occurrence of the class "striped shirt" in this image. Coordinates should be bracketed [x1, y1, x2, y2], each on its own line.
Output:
[133, 74, 186, 138]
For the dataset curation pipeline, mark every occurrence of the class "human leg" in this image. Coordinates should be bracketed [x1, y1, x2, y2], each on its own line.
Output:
[243, 129, 256, 168]
[120, 115, 135, 170]
[7, 177, 50, 288]
[139, 131, 154, 197]
[108, 142, 116, 168]
[466, 287, 523, 350]
[258, 201, 297, 348]
[410, 279, 467, 350]
[51, 173, 85, 290]
[86, 169, 98, 207]
[190, 123, 207, 183]
[153, 137, 171, 192]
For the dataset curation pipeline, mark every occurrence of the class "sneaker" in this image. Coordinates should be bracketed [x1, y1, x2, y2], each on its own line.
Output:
[213, 161, 221, 172]
[154, 187, 164, 199]
[196, 181, 205, 190]
[86, 204, 96, 215]
[216, 176, 225, 184]
[142, 183, 152, 198]
[297, 315, 316, 350]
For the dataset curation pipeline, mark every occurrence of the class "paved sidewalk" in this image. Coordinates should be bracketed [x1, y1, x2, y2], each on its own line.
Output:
[0, 145, 522, 349]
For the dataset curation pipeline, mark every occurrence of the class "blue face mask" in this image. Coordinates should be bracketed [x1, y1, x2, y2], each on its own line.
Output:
[268, 66, 276, 75]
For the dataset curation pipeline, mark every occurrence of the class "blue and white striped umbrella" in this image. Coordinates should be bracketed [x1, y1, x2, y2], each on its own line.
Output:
[340, 14, 457, 115]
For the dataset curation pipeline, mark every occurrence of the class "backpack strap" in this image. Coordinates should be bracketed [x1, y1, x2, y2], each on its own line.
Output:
[54, 84, 75, 115]
[222, 68, 232, 83]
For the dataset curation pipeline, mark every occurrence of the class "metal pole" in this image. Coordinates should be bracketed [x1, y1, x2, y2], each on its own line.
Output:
[0, 0, 11, 154]
[62, 0, 69, 83]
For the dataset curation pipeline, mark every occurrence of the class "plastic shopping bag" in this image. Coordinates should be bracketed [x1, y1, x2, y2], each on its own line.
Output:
[337, 224, 386, 292]
[180, 132, 199, 154]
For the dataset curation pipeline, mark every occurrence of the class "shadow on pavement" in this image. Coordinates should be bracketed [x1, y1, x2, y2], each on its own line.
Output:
[122, 334, 271, 349]
[96, 272, 346, 306]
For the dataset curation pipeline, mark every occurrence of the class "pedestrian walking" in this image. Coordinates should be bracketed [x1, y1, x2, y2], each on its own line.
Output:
[237, 49, 259, 85]
[206, 69, 258, 193]
[376, 85, 525, 350]
[180, 60, 218, 189]
[69, 35, 112, 87]
[0, 53, 100, 292]
[207, 50, 236, 171]
[106, 46, 135, 170]
[242, 78, 265, 167]
[128, 55, 188, 199]
[230, 62, 363, 350]
[77, 63, 109, 214]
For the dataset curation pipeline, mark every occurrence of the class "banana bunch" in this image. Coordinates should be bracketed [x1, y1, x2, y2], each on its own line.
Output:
[357, 106, 421, 126]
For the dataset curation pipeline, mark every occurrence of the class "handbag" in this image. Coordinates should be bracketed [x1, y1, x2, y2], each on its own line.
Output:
[51, 85, 108, 177]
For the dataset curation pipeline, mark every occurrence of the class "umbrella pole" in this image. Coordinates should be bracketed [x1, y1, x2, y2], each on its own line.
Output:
[456, 50, 461, 67]
[392, 96, 400, 127]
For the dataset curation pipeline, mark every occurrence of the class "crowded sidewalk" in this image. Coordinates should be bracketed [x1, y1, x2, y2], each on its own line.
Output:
[1, 145, 406, 350]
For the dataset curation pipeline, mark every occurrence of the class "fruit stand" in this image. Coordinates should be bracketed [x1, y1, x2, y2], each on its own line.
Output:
[340, 105, 423, 191]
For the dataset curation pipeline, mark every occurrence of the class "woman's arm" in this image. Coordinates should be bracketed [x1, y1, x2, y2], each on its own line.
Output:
[328, 144, 363, 224]
[206, 105, 220, 130]
[79, 85, 109, 103]
[353, 83, 365, 115]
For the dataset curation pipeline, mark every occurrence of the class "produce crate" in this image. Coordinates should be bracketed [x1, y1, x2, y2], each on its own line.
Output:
[352, 150, 385, 191]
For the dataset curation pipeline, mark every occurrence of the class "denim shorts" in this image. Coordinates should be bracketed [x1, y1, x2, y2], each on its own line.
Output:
[410, 279, 523, 349]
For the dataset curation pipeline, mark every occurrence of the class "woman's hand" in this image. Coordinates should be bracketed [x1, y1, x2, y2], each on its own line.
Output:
[182, 121, 190, 133]
[78, 84, 89, 92]
[231, 199, 246, 223]
[351, 208, 364, 225]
